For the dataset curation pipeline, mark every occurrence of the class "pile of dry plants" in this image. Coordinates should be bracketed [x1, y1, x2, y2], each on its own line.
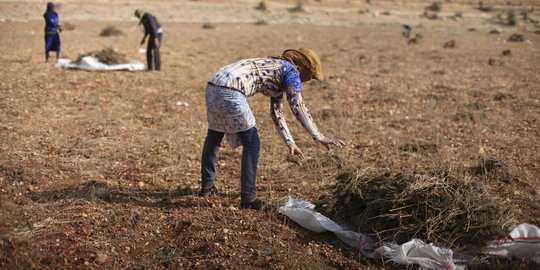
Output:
[75, 47, 127, 65]
[318, 163, 516, 249]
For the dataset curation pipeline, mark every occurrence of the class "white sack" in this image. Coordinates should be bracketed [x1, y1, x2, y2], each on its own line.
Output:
[55, 56, 145, 71]
[278, 197, 458, 269]
[484, 223, 540, 263]
[381, 239, 458, 270]
[278, 197, 539, 269]
[278, 196, 369, 248]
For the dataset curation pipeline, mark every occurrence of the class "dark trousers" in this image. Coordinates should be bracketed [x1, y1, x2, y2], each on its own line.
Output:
[201, 127, 260, 202]
[147, 32, 162, 71]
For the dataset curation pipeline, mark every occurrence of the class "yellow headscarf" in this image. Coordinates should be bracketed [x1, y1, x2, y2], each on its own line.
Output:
[273, 48, 324, 81]
[134, 9, 145, 23]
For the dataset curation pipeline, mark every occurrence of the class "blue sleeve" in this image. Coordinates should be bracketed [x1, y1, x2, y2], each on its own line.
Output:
[44, 12, 58, 31]
[282, 68, 302, 103]
[282, 65, 324, 142]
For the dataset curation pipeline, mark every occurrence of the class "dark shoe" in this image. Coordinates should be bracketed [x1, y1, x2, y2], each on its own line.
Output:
[198, 185, 217, 197]
[240, 199, 269, 211]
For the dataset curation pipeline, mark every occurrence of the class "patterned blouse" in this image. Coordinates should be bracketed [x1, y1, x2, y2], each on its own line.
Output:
[208, 58, 324, 145]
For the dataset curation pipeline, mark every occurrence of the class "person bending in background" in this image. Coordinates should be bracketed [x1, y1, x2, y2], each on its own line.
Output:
[199, 48, 346, 210]
[44, 2, 61, 62]
[134, 9, 163, 72]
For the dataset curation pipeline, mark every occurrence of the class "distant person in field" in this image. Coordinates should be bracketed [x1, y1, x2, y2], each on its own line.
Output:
[134, 9, 163, 72]
[199, 48, 346, 210]
[43, 2, 61, 62]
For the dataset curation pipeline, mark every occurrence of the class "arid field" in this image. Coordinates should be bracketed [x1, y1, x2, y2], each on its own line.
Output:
[1, 0, 539, 269]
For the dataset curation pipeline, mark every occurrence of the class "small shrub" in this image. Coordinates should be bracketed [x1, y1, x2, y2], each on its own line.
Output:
[430, 1, 442, 12]
[255, 1, 267, 11]
[507, 10, 517, 26]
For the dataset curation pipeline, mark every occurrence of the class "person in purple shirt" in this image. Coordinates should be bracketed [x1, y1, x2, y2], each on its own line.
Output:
[43, 2, 61, 62]
[134, 9, 163, 72]
[199, 49, 346, 210]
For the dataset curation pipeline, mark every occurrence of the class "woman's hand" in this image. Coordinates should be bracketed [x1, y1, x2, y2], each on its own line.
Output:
[288, 143, 305, 159]
[318, 137, 346, 150]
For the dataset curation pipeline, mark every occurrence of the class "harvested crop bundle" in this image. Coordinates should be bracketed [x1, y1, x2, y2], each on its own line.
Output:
[319, 165, 515, 249]
[76, 48, 127, 65]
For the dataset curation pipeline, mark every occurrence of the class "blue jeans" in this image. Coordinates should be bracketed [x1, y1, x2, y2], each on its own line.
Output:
[200, 127, 260, 202]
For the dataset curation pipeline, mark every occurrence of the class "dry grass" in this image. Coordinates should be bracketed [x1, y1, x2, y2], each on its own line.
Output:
[319, 164, 516, 248]
[75, 47, 127, 65]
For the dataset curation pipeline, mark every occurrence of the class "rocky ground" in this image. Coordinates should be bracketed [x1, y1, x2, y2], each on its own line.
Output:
[1, 0, 539, 269]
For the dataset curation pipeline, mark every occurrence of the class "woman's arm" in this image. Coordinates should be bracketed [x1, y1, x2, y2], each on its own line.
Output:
[285, 87, 324, 142]
[284, 71, 346, 150]
[270, 95, 306, 157]
[270, 95, 295, 146]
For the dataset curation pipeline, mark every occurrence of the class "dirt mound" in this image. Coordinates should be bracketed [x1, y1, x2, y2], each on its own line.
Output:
[76, 47, 127, 65]
[318, 164, 516, 249]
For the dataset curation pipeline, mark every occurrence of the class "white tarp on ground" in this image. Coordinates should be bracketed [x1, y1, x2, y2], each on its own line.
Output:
[278, 196, 540, 270]
[55, 56, 145, 71]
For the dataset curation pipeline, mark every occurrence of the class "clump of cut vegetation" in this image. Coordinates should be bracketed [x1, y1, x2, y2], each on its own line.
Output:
[318, 163, 516, 249]
[444, 40, 456, 48]
[407, 33, 423, 44]
[76, 47, 127, 65]
[99, 25, 123, 37]
[255, 19, 268, 26]
[202, 22, 217, 29]
[508, 33, 524, 42]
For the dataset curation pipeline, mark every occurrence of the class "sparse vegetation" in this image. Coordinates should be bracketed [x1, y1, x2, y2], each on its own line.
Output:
[99, 25, 123, 37]
[508, 33, 525, 42]
[202, 22, 217, 29]
[429, 1, 442, 12]
[255, 0, 267, 11]
[255, 19, 268, 25]
[507, 10, 518, 26]
[289, 0, 306, 13]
